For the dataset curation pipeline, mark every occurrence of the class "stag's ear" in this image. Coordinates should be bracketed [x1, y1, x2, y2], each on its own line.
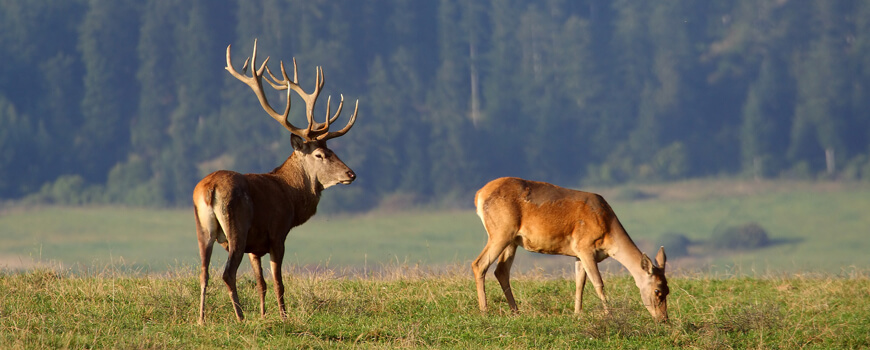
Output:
[291, 134, 305, 152]
[656, 246, 667, 271]
[641, 253, 654, 275]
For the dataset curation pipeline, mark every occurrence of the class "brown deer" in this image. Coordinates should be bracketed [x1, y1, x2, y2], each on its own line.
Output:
[471, 177, 669, 321]
[193, 40, 359, 323]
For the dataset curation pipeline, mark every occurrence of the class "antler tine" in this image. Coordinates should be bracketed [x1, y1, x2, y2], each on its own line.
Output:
[329, 94, 345, 124]
[314, 98, 359, 141]
[322, 95, 332, 130]
[241, 57, 250, 74]
[292, 57, 299, 84]
[312, 94, 344, 132]
[263, 63, 285, 90]
[282, 58, 327, 137]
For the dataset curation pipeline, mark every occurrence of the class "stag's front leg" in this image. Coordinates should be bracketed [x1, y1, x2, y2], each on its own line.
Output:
[270, 246, 287, 319]
[249, 253, 267, 317]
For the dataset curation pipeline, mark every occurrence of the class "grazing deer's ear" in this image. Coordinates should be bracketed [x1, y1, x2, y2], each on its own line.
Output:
[641, 253, 654, 275]
[656, 246, 667, 271]
[291, 134, 305, 152]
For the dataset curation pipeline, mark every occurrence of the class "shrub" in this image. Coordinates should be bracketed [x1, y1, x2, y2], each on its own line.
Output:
[711, 222, 770, 250]
[613, 187, 655, 201]
[25, 175, 103, 205]
[659, 232, 691, 257]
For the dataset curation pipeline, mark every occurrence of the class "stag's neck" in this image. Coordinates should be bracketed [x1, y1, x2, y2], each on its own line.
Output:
[271, 154, 323, 221]
[272, 154, 321, 194]
[606, 224, 649, 288]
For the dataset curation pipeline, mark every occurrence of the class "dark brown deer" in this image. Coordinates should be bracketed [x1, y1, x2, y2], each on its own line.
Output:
[194, 40, 359, 323]
[472, 177, 669, 321]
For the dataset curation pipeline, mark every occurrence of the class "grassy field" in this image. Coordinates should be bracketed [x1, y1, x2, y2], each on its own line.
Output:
[0, 179, 868, 275]
[0, 267, 868, 348]
[0, 179, 869, 348]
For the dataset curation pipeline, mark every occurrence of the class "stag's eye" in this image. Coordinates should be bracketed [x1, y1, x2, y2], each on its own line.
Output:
[314, 153, 325, 160]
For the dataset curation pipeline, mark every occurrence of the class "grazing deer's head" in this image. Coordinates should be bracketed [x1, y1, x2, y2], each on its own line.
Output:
[225, 39, 358, 189]
[638, 246, 669, 322]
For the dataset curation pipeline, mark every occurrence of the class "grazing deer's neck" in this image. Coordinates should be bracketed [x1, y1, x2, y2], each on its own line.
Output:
[606, 224, 649, 288]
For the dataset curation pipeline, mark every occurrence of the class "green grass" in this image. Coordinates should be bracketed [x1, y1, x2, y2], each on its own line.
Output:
[0, 267, 868, 348]
[1, 179, 868, 274]
[2, 180, 869, 347]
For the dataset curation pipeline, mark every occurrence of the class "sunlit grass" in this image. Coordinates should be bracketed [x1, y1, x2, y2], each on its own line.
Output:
[0, 265, 867, 348]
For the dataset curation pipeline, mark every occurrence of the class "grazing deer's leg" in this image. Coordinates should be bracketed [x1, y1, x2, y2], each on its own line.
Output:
[472, 235, 513, 312]
[578, 252, 609, 315]
[574, 258, 587, 314]
[269, 245, 287, 319]
[249, 253, 267, 317]
[494, 243, 519, 312]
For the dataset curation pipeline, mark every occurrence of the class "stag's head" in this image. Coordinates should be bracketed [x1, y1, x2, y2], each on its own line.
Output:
[637, 246, 669, 322]
[290, 135, 355, 188]
[226, 39, 358, 188]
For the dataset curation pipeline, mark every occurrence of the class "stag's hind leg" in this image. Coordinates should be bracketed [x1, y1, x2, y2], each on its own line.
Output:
[219, 244, 245, 321]
[215, 199, 252, 322]
[249, 254, 267, 318]
[197, 238, 215, 324]
[195, 206, 218, 324]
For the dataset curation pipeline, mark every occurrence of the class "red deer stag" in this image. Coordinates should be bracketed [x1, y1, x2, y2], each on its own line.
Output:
[193, 40, 359, 323]
[472, 177, 669, 321]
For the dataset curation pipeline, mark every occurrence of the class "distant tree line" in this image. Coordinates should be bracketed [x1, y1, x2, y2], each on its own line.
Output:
[1, 0, 869, 211]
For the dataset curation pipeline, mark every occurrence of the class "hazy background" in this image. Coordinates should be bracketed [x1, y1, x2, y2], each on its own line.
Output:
[1, 0, 868, 213]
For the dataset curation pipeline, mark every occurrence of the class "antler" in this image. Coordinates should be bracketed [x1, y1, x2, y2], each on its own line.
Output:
[225, 39, 359, 141]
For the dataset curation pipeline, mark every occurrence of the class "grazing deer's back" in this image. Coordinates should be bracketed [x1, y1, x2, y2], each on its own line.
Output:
[476, 177, 613, 216]
[475, 177, 620, 253]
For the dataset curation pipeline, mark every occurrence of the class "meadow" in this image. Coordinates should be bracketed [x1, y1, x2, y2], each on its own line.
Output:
[0, 266, 868, 348]
[1, 179, 869, 348]
[1, 179, 868, 274]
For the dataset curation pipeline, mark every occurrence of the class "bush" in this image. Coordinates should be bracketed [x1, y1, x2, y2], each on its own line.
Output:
[711, 222, 770, 250]
[24, 175, 103, 205]
[613, 188, 655, 201]
[659, 232, 691, 257]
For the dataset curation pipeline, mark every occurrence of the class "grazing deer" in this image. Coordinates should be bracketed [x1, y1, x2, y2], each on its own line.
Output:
[193, 40, 359, 323]
[472, 177, 669, 321]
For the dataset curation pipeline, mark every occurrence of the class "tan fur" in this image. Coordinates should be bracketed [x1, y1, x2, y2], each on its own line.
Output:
[471, 177, 669, 321]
